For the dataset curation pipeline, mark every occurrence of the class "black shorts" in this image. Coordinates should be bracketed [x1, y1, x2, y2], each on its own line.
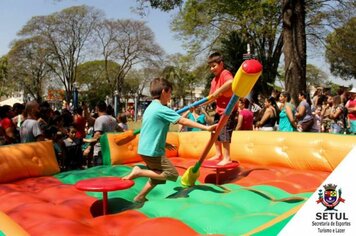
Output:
[214, 110, 238, 143]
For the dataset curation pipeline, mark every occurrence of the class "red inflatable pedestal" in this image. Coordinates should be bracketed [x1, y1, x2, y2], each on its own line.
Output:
[75, 177, 134, 215]
[201, 160, 240, 185]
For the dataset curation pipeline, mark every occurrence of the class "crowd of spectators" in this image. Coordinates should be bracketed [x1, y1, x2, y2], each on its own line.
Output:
[179, 87, 356, 135]
[1, 87, 355, 171]
[0, 100, 127, 171]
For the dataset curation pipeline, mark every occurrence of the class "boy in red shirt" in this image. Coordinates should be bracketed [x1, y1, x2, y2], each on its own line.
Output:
[207, 52, 237, 165]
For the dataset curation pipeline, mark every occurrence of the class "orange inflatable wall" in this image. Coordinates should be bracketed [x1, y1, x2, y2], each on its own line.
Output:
[230, 131, 355, 172]
[104, 132, 180, 165]
[0, 141, 60, 183]
[106, 131, 355, 172]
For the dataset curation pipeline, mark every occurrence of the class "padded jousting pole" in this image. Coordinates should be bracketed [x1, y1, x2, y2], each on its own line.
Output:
[114, 95, 215, 146]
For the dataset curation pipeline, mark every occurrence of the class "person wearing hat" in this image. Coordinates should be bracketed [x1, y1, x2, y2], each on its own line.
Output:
[345, 88, 356, 134]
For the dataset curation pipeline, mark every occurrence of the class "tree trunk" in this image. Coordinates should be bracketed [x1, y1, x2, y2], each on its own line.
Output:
[116, 75, 125, 113]
[282, 0, 307, 104]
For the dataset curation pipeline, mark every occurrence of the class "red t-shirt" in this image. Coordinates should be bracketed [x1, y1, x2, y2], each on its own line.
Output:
[0, 117, 14, 143]
[346, 99, 356, 120]
[0, 117, 13, 130]
[74, 115, 86, 139]
[209, 69, 234, 115]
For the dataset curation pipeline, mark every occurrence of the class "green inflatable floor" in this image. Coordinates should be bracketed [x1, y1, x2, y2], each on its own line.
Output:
[55, 165, 312, 235]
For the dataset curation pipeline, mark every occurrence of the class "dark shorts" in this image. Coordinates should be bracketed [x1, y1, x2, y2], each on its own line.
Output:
[141, 155, 179, 185]
[300, 119, 314, 132]
[214, 110, 238, 143]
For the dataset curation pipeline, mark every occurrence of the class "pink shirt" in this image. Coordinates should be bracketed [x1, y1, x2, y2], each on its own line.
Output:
[209, 69, 234, 115]
[239, 109, 254, 130]
[346, 99, 356, 120]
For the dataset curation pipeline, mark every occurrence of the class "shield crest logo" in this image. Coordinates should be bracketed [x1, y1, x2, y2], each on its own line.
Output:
[324, 189, 337, 205]
[317, 184, 345, 210]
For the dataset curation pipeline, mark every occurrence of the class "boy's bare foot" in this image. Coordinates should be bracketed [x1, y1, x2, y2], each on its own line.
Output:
[123, 166, 141, 180]
[217, 159, 232, 166]
[133, 196, 148, 203]
[208, 154, 221, 161]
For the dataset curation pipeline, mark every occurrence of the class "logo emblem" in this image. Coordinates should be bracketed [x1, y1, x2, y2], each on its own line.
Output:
[317, 184, 345, 211]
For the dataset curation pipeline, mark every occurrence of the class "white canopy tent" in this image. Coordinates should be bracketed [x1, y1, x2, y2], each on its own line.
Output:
[0, 97, 23, 106]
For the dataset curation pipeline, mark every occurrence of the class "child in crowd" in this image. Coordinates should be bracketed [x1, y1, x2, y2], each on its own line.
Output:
[123, 78, 216, 203]
[311, 106, 322, 132]
[82, 118, 95, 167]
[62, 125, 83, 170]
[44, 125, 64, 170]
[117, 113, 129, 131]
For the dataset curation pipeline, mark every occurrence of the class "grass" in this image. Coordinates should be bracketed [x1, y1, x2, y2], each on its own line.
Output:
[127, 119, 180, 132]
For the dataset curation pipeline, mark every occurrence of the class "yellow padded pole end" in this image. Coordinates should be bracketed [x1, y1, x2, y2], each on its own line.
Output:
[232, 59, 262, 97]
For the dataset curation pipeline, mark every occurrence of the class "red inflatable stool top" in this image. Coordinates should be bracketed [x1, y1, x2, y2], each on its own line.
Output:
[75, 177, 134, 192]
[201, 160, 240, 169]
[201, 160, 240, 185]
[75, 177, 134, 215]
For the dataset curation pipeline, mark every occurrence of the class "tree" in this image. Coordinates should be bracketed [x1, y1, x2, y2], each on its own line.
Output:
[7, 37, 53, 102]
[18, 5, 103, 102]
[94, 19, 164, 109]
[305, 1, 355, 49]
[325, 17, 356, 80]
[0, 56, 10, 97]
[161, 53, 201, 105]
[306, 64, 328, 86]
[283, 0, 355, 101]
[125, 64, 160, 100]
[75, 60, 119, 108]
[282, 0, 307, 103]
[277, 64, 329, 90]
[135, 0, 183, 14]
[140, 0, 355, 102]
[151, 0, 283, 99]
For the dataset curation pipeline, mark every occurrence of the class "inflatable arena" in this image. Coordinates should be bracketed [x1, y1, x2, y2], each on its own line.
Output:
[0, 131, 354, 235]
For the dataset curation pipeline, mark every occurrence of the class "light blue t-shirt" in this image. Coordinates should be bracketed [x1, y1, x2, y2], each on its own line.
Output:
[186, 112, 206, 131]
[138, 100, 181, 157]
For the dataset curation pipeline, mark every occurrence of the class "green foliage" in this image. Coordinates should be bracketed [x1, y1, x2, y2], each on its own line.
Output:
[0, 56, 10, 97]
[325, 17, 356, 80]
[148, 0, 183, 11]
[76, 60, 119, 107]
[172, 0, 281, 51]
[6, 37, 52, 102]
[306, 64, 329, 86]
[142, 0, 354, 102]
[220, 31, 247, 75]
[135, 0, 183, 13]
[6, 5, 162, 104]
[96, 18, 164, 103]
[161, 54, 202, 103]
[17, 5, 103, 102]
[305, 0, 355, 47]
[171, 0, 282, 100]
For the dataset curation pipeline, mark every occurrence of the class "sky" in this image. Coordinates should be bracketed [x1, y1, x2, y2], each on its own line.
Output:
[0, 0, 354, 87]
[0, 0, 184, 56]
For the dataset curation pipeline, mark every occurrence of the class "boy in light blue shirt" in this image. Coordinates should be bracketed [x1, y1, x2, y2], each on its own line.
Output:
[124, 78, 216, 203]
